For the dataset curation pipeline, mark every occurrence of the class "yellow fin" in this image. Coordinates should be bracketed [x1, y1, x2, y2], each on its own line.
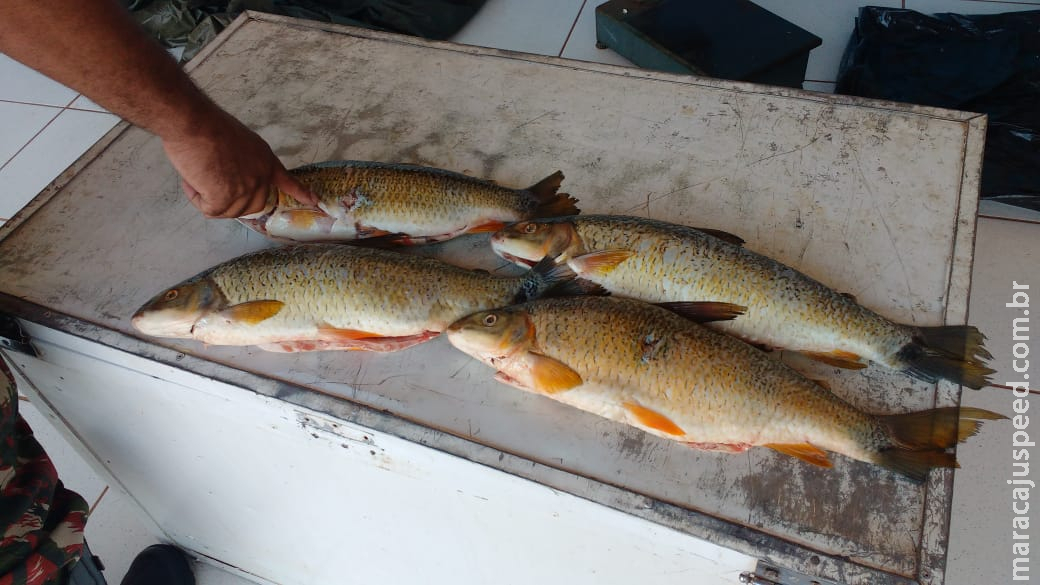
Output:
[317, 326, 384, 341]
[569, 250, 635, 276]
[220, 300, 284, 325]
[623, 402, 685, 436]
[803, 350, 867, 370]
[529, 352, 582, 394]
[764, 443, 833, 468]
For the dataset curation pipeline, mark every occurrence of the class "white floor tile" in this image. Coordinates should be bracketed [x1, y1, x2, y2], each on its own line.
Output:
[978, 200, 1040, 222]
[85, 487, 165, 583]
[195, 562, 265, 585]
[967, 217, 1039, 385]
[753, 0, 902, 83]
[946, 216, 1038, 583]
[451, 0, 585, 56]
[17, 397, 109, 507]
[801, 81, 836, 94]
[0, 101, 60, 167]
[69, 94, 109, 113]
[0, 108, 119, 219]
[908, 0, 1040, 14]
[560, 0, 635, 67]
[0, 55, 79, 107]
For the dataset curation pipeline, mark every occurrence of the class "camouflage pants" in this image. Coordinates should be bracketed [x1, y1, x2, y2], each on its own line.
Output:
[0, 357, 88, 585]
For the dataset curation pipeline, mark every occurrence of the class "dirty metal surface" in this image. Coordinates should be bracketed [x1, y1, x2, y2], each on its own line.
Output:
[0, 12, 986, 584]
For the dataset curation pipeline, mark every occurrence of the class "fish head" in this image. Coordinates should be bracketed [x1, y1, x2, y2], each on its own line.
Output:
[131, 277, 225, 338]
[446, 307, 535, 364]
[491, 220, 576, 267]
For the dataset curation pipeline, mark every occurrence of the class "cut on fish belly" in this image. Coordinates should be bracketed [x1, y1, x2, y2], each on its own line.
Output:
[237, 161, 580, 245]
[489, 214, 995, 389]
[446, 296, 1006, 482]
[131, 244, 601, 352]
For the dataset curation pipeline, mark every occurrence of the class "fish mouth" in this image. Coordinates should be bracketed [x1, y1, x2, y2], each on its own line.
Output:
[130, 311, 199, 339]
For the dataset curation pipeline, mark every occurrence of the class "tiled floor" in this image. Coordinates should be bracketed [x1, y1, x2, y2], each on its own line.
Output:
[2, 0, 1039, 583]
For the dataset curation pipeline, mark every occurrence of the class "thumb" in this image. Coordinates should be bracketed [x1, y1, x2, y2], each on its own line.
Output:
[273, 167, 317, 207]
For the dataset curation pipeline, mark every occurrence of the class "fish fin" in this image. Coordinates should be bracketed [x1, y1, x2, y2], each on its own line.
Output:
[536, 193, 580, 217]
[655, 301, 746, 323]
[356, 225, 392, 238]
[810, 378, 832, 392]
[692, 227, 745, 246]
[840, 291, 858, 303]
[763, 443, 832, 468]
[623, 402, 686, 436]
[881, 406, 1007, 450]
[526, 170, 564, 200]
[685, 442, 752, 453]
[219, 300, 285, 325]
[351, 232, 412, 247]
[803, 350, 867, 370]
[466, 220, 508, 234]
[526, 257, 609, 299]
[317, 326, 384, 341]
[528, 352, 583, 394]
[897, 326, 995, 389]
[869, 449, 958, 483]
[570, 250, 635, 276]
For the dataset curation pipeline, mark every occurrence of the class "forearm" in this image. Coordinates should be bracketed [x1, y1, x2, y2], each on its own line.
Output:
[0, 0, 215, 141]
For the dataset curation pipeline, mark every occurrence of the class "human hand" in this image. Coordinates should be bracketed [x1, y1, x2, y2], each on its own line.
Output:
[161, 109, 317, 218]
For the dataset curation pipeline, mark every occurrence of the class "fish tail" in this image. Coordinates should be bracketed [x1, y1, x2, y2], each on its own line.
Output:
[516, 257, 605, 302]
[871, 406, 1006, 481]
[526, 171, 580, 217]
[896, 326, 995, 389]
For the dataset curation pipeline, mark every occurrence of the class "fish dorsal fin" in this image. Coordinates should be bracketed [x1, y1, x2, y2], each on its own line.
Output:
[803, 350, 867, 370]
[655, 301, 746, 323]
[220, 300, 285, 325]
[526, 170, 564, 201]
[764, 443, 833, 467]
[528, 352, 583, 394]
[569, 250, 635, 276]
[623, 402, 686, 436]
[693, 227, 745, 246]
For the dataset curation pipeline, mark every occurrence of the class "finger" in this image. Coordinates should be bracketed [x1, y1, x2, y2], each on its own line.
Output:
[273, 167, 318, 207]
[181, 179, 217, 216]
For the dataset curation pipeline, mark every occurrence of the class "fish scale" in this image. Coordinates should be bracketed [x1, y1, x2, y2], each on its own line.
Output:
[131, 244, 582, 352]
[446, 296, 1005, 480]
[490, 215, 995, 389]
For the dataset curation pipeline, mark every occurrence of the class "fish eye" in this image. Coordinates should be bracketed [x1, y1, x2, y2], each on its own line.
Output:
[163, 289, 179, 302]
[483, 313, 498, 327]
[523, 223, 538, 234]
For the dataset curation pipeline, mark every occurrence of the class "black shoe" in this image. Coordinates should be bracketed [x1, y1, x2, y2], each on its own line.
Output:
[120, 544, 195, 585]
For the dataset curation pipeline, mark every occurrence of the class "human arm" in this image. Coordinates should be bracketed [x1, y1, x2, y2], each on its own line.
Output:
[0, 0, 316, 217]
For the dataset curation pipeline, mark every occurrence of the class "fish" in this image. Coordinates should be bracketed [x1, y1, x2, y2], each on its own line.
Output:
[237, 161, 579, 245]
[445, 296, 1005, 481]
[489, 215, 995, 389]
[131, 244, 598, 352]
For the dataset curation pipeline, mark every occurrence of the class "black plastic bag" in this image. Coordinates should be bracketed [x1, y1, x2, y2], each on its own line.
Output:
[124, 0, 486, 62]
[837, 7, 1040, 210]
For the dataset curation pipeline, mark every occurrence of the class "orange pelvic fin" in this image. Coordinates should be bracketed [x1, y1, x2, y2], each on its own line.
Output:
[764, 443, 833, 468]
[803, 350, 867, 370]
[317, 326, 385, 341]
[466, 220, 508, 234]
[623, 402, 685, 436]
[692, 227, 745, 246]
[219, 300, 285, 325]
[569, 250, 635, 276]
[656, 301, 746, 323]
[528, 352, 582, 394]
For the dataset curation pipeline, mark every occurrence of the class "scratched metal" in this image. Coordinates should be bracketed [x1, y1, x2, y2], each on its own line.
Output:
[0, 13, 986, 583]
